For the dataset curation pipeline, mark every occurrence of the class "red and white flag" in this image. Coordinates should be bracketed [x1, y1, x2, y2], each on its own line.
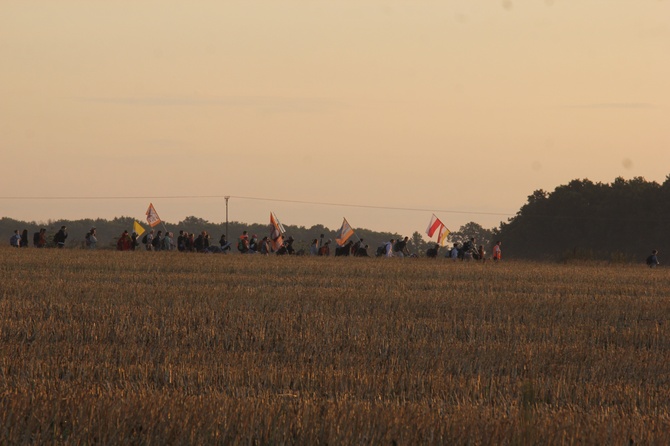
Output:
[426, 214, 450, 246]
[426, 214, 442, 237]
[146, 203, 162, 228]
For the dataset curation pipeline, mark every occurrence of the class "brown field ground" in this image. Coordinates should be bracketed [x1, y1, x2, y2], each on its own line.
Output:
[1, 247, 670, 444]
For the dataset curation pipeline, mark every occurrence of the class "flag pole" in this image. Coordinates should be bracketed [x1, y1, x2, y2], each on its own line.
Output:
[155, 207, 168, 234]
[225, 196, 230, 239]
[274, 212, 286, 235]
[346, 217, 361, 243]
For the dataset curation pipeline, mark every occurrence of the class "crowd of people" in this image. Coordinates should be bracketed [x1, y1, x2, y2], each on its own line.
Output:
[6, 225, 663, 265]
[8, 226, 663, 266]
[6, 225, 510, 260]
[9, 226, 71, 249]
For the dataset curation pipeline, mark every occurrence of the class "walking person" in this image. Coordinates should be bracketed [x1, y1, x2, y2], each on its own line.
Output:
[352, 238, 364, 256]
[426, 244, 439, 258]
[478, 245, 486, 262]
[34, 228, 47, 248]
[177, 230, 186, 251]
[143, 230, 154, 251]
[318, 240, 331, 256]
[54, 226, 68, 249]
[259, 236, 271, 255]
[162, 232, 174, 251]
[385, 239, 395, 258]
[20, 229, 29, 248]
[493, 241, 502, 261]
[85, 227, 97, 249]
[151, 230, 162, 251]
[219, 234, 232, 253]
[117, 230, 132, 251]
[393, 236, 410, 258]
[450, 243, 459, 260]
[130, 232, 139, 251]
[194, 232, 205, 252]
[10, 230, 21, 248]
[238, 231, 250, 254]
[647, 250, 660, 268]
[248, 234, 258, 253]
[309, 238, 320, 256]
[354, 244, 370, 257]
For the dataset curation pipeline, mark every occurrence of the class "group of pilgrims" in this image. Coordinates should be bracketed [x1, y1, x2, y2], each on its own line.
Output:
[128, 229, 502, 261]
[8, 225, 503, 261]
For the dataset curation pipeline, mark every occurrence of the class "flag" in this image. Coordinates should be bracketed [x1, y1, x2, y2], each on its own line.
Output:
[437, 225, 450, 246]
[426, 214, 442, 237]
[133, 221, 146, 237]
[335, 218, 355, 246]
[146, 203, 162, 228]
[270, 212, 284, 251]
[426, 214, 450, 246]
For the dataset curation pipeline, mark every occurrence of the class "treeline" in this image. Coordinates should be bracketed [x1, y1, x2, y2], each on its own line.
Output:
[495, 176, 670, 261]
[5, 175, 666, 261]
[0, 215, 408, 254]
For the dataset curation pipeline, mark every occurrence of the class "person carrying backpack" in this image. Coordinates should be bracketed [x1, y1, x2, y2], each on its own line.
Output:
[9, 230, 21, 248]
[34, 229, 47, 248]
[393, 236, 409, 258]
[647, 250, 660, 268]
[143, 230, 154, 251]
[152, 230, 162, 251]
[54, 226, 68, 249]
[238, 231, 249, 254]
[318, 240, 331, 256]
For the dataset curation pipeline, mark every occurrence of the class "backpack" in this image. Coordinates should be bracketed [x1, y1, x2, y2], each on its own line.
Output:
[152, 236, 160, 247]
[33, 232, 40, 245]
[142, 234, 148, 244]
[238, 239, 247, 252]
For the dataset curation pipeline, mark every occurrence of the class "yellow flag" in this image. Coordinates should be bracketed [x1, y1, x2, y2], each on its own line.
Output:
[437, 225, 450, 246]
[133, 221, 146, 237]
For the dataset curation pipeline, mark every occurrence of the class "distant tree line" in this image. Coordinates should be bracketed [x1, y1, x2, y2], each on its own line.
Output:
[4, 175, 667, 261]
[494, 176, 670, 261]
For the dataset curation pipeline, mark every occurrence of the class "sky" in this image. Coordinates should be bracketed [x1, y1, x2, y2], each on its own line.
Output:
[1, 1, 668, 238]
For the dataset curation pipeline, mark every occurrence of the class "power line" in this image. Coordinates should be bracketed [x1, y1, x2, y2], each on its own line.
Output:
[2, 194, 668, 224]
[0, 194, 515, 218]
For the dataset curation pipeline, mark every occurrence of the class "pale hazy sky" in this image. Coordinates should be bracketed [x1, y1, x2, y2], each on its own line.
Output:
[1, 1, 668, 238]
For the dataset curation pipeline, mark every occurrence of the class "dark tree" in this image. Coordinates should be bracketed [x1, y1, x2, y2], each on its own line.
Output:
[496, 176, 667, 261]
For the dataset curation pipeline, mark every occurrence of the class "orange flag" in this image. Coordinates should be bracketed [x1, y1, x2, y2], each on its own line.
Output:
[146, 203, 162, 228]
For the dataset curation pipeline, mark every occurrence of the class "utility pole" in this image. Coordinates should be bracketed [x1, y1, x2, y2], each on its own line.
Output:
[224, 196, 230, 239]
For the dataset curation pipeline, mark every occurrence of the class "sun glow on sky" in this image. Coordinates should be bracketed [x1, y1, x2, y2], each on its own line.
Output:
[1, 1, 668, 236]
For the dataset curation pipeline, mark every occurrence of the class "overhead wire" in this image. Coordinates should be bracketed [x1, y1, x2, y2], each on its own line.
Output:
[0, 194, 515, 218]
[1, 194, 668, 223]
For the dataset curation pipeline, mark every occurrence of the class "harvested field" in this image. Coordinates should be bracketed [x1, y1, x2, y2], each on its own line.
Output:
[1, 248, 670, 444]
